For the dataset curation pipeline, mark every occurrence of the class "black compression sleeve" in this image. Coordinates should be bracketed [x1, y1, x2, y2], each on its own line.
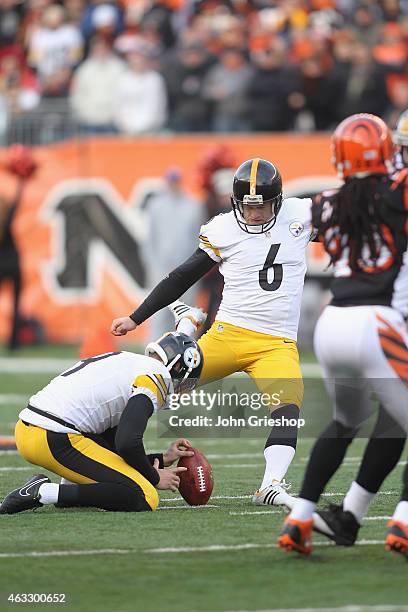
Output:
[115, 395, 159, 486]
[129, 248, 217, 325]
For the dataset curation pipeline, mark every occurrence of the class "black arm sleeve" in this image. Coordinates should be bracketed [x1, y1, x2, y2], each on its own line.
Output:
[129, 248, 217, 325]
[115, 394, 160, 486]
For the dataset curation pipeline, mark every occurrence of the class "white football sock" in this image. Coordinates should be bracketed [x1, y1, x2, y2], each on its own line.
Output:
[177, 318, 196, 336]
[343, 481, 375, 525]
[392, 501, 408, 523]
[290, 498, 316, 521]
[38, 483, 60, 505]
[260, 444, 295, 490]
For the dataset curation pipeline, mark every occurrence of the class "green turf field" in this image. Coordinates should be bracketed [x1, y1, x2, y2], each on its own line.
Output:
[0, 355, 407, 612]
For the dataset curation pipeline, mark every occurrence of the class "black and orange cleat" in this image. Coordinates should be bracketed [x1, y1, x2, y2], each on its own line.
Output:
[278, 517, 313, 555]
[385, 520, 408, 560]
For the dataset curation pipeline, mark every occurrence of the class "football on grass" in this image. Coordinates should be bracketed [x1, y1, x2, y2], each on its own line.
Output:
[177, 448, 213, 506]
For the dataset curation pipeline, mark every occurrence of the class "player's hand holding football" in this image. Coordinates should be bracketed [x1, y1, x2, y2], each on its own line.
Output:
[110, 316, 137, 336]
[163, 438, 194, 466]
[153, 458, 187, 491]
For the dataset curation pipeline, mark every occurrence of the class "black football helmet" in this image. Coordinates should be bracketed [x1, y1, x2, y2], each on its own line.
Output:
[231, 158, 283, 233]
[145, 332, 203, 394]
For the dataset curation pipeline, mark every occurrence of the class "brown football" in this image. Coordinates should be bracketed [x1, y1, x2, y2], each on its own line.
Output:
[177, 447, 214, 506]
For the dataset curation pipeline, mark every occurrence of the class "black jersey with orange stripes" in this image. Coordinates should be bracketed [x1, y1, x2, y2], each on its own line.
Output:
[312, 172, 408, 316]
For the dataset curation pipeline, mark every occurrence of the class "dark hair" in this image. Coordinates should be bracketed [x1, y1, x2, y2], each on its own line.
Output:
[319, 175, 393, 272]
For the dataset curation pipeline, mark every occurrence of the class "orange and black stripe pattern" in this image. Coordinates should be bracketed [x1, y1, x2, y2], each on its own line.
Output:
[376, 314, 408, 387]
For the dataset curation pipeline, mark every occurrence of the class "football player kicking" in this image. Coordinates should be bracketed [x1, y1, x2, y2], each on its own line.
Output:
[278, 114, 408, 555]
[0, 333, 202, 514]
[111, 157, 315, 509]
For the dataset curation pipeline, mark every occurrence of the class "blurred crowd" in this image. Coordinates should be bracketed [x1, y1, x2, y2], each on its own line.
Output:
[2, 0, 408, 141]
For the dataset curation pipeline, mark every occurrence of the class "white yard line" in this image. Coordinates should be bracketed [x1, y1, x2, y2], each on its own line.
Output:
[0, 549, 132, 559]
[222, 607, 408, 612]
[0, 539, 397, 561]
[161, 491, 397, 503]
[222, 464, 261, 468]
[229, 510, 281, 516]
[147, 540, 385, 554]
[0, 358, 321, 376]
[158, 504, 218, 510]
[0, 467, 31, 471]
[322, 491, 397, 497]
[207, 453, 257, 460]
[0, 358, 74, 373]
[161, 494, 252, 502]
[0, 394, 26, 404]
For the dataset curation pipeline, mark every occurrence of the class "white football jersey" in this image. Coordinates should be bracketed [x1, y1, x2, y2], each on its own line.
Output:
[199, 200, 313, 340]
[19, 351, 172, 434]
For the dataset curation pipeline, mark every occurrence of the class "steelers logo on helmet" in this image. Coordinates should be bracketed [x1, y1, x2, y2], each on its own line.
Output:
[231, 158, 283, 234]
[183, 346, 201, 369]
[145, 332, 203, 394]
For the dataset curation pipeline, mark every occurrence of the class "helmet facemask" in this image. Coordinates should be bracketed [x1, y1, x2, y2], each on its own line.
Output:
[145, 332, 203, 396]
[231, 192, 282, 234]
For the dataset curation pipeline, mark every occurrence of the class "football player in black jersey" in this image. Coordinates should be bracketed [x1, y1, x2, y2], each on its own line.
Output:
[278, 113, 408, 556]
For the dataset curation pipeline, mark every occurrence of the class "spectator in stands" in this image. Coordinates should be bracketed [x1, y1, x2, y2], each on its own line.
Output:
[70, 35, 125, 134]
[349, 3, 381, 46]
[138, 0, 176, 49]
[114, 5, 165, 60]
[203, 47, 253, 132]
[0, 54, 39, 121]
[380, 0, 405, 22]
[246, 38, 302, 131]
[142, 166, 203, 340]
[27, 4, 83, 85]
[164, 43, 212, 132]
[113, 50, 167, 135]
[65, 0, 86, 27]
[296, 54, 344, 130]
[337, 40, 390, 119]
[80, 1, 124, 42]
[0, 0, 25, 57]
[3, 0, 408, 139]
[384, 78, 408, 128]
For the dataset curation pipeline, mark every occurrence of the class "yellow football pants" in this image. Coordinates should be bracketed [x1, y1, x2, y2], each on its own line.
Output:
[198, 321, 303, 408]
[15, 419, 159, 510]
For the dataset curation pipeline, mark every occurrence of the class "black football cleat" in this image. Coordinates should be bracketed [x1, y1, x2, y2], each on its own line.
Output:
[0, 474, 50, 514]
[313, 503, 360, 546]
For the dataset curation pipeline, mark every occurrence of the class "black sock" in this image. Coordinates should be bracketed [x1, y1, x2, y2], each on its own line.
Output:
[264, 404, 299, 450]
[356, 406, 406, 493]
[58, 482, 152, 512]
[299, 419, 358, 503]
